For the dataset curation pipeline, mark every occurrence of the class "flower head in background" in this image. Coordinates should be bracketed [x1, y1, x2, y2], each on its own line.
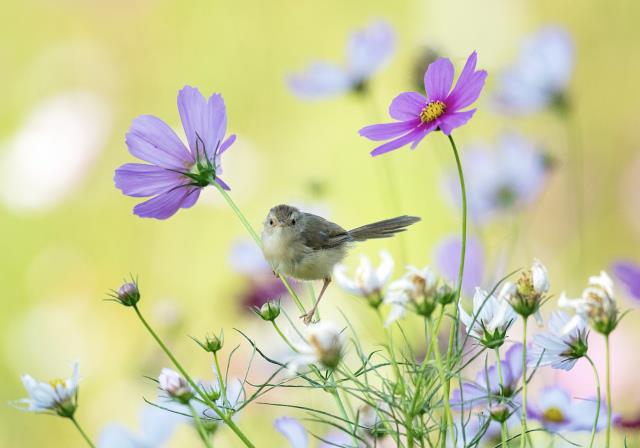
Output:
[529, 311, 588, 371]
[383, 265, 440, 325]
[459, 288, 517, 348]
[612, 260, 640, 302]
[13, 361, 80, 417]
[493, 26, 575, 114]
[445, 134, 550, 223]
[115, 86, 236, 219]
[287, 20, 395, 99]
[359, 51, 487, 156]
[333, 251, 394, 308]
[288, 321, 344, 373]
[158, 368, 193, 404]
[559, 271, 621, 335]
[527, 386, 607, 432]
[98, 404, 186, 448]
[434, 236, 484, 297]
[501, 259, 549, 323]
[274, 416, 356, 448]
[412, 46, 442, 92]
[451, 343, 523, 409]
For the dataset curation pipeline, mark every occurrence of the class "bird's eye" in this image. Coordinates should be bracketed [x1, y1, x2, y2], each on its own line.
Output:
[291, 219, 296, 225]
[269, 219, 274, 226]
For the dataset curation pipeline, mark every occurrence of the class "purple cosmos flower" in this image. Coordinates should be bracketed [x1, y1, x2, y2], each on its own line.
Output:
[494, 26, 575, 114]
[274, 416, 357, 448]
[445, 133, 550, 222]
[434, 235, 484, 297]
[612, 260, 640, 301]
[359, 51, 487, 156]
[527, 386, 607, 432]
[114, 86, 236, 219]
[451, 343, 523, 409]
[287, 20, 395, 99]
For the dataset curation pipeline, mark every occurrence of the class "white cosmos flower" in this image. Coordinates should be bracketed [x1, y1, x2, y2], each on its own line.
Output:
[528, 311, 589, 371]
[459, 288, 517, 348]
[383, 265, 438, 326]
[559, 271, 620, 335]
[333, 251, 394, 301]
[158, 368, 192, 402]
[14, 361, 79, 416]
[500, 258, 549, 324]
[0, 91, 111, 212]
[288, 321, 344, 374]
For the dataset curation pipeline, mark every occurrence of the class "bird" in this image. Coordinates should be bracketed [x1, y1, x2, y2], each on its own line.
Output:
[261, 204, 420, 324]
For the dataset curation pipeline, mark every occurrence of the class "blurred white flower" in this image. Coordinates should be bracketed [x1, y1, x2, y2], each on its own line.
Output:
[288, 321, 344, 373]
[559, 271, 620, 335]
[0, 91, 111, 212]
[13, 361, 79, 417]
[384, 266, 439, 325]
[529, 311, 589, 371]
[494, 26, 575, 114]
[274, 416, 308, 448]
[446, 133, 550, 223]
[459, 288, 516, 348]
[97, 404, 185, 448]
[333, 251, 393, 306]
[158, 368, 192, 403]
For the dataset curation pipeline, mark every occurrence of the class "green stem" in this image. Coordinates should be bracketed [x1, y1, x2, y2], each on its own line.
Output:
[132, 305, 255, 448]
[213, 352, 227, 408]
[70, 416, 96, 448]
[188, 402, 213, 448]
[605, 334, 612, 448]
[271, 320, 298, 352]
[329, 373, 358, 447]
[213, 183, 305, 314]
[520, 318, 529, 448]
[432, 317, 455, 448]
[495, 347, 508, 448]
[585, 355, 601, 448]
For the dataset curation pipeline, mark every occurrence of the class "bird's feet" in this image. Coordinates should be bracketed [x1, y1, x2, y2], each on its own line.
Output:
[300, 310, 316, 325]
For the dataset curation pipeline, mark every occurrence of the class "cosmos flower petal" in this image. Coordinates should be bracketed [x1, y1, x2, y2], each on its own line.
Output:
[178, 86, 227, 161]
[274, 417, 309, 448]
[423, 58, 455, 101]
[612, 260, 640, 300]
[438, 109, 477, 135]
[409, 122, 438, 149]
[114, 163, 186, 197]
[447, 53, 488, 111]
[359, 119, 421, 141]
[389, 92, 427, 120]
[126, 115, 193, 169]
[347, 20, 395, 79]
[287, 62, 352, 99]
[376, 251, 395, 285]
[370, 126, 429, 156]
[133, 186, 201, 220]
[219, 134, 237, 155]
[214, 177, 231, 191]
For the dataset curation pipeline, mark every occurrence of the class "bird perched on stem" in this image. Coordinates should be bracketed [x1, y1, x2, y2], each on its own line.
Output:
[261, 204, 420, 324]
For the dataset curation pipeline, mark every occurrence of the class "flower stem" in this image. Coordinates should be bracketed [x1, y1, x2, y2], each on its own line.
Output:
[271, 320, 298, 352]
[188, 402, 213, 448]
[520, 317, 529, 448]
[213, 183, 306, 314]
[585, 354, 601, 448]
[605, 334, 612, 448]
[432, 317, 455, 448]
[70, 416, 96, 448]
[213, 352, 227, 407]
[132, 305, 255, 448]
[494, 347, 508, 448]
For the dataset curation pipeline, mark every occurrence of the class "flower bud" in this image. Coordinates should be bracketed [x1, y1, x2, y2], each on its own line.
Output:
[503, 259, 549, 318]
[435, 284, 456, 305]
[111, 280, 140, 307]
[158, 368, 193, 404]
[490, 404, 511, 423]
[192, 331, 224, 353]
[254, 300, 281, 321]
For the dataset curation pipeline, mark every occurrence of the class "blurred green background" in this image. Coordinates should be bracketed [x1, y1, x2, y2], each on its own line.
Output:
[2, 0, 640, 446]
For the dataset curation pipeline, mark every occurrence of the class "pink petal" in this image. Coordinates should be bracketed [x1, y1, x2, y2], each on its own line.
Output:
[359, 119, 420, 141]
[126, 115, 193, 169]
[389, 92, 426, 120]
[424, 58, 454, 101]
[178, 86, 227, 161]
[133, 186, 201, 220]
[114, 163, 185, 197]
[446, 52, 488, 111]
[371, 126, 430, 156]
[438, 109, 476, 135]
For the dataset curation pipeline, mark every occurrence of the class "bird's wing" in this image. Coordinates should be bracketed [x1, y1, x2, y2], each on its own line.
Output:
[301, 213, 351, 250]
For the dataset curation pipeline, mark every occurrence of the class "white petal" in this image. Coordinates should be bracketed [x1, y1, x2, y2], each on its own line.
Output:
[376, 251, 394, 285]
[332, 264, 361, 296]
[274, 416, 309, 448]
[531, 259, 550, 293]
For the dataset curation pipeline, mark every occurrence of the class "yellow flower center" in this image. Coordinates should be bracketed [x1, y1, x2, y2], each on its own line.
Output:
[543, 407, 565, 423]
[48, 378, 66, 389]
[420, 101, 446, 123]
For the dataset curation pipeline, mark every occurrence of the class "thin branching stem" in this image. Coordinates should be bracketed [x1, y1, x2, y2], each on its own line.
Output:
[585, 354, 601, 448]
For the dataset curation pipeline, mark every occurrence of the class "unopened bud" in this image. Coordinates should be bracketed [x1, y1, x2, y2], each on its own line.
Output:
[254, 300, 281, 321]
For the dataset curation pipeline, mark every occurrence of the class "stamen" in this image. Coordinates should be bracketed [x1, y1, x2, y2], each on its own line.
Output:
[543, 407, 565, 423]
[420, 100, 446, 123]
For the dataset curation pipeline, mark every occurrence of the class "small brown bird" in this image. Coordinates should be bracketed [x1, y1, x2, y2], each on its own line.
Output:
[261, 204, 420, 323]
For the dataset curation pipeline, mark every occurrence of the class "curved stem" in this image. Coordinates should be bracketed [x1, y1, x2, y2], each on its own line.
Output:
[188, 402, 213, 448]
[271, 320, 298, 353]
[495, 347, 508, 448]
[520, 318, 529, 448]
[132, 305, 255, 448]
[70, 416, 96, 448]
[432, 318, 455, 448]
[605, 334, 612, 448]
[213, 183, 305, 313]
[585, 355, 601, 448]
